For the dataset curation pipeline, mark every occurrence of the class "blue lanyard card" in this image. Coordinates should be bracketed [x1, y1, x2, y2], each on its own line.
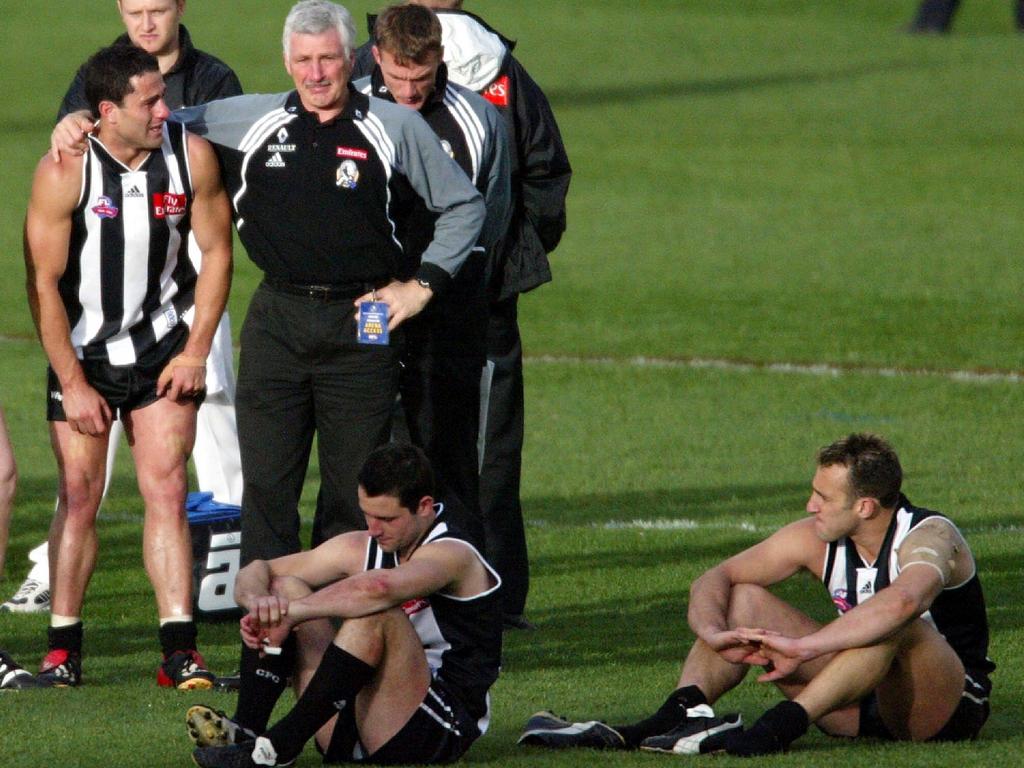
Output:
[357, 301, 389, 345]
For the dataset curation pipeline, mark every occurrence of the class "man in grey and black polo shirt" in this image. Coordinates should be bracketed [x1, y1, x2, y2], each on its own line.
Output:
[171, 0, 484, 565]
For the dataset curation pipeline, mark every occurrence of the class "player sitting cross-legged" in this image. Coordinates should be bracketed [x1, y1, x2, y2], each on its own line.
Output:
[520, 434, 994, 757]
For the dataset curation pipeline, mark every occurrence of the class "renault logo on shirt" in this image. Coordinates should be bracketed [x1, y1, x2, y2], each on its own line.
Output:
[267, 126, 296, 153]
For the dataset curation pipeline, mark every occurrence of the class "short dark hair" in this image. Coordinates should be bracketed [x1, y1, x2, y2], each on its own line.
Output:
[817, 433, 903, 508]
[358, 443, 435, 512]
[374, 4, 443, 65]
[83, 44, 160, 115]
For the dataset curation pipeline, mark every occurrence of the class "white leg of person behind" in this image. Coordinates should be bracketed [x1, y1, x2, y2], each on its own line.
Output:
[192, 314, 243, 506]
[2, 419, 121, 613]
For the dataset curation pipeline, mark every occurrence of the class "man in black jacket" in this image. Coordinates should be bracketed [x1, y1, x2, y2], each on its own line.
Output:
[908, 0, 1024, 33]
[58, 1, 242, 119]
[350, 4, 511, 551]
[353, 1, 571, 629]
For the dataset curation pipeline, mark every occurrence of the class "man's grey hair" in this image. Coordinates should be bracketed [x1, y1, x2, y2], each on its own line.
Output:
[283, 1, 357, 58]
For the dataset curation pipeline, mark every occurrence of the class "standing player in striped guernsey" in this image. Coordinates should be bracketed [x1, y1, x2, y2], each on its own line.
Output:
[350, 3, 510, 548]
[23, 44, 233, 689]
[6, 0, 246, 619]
[186, 443, 502, 768]
[520, 434, 995, 756]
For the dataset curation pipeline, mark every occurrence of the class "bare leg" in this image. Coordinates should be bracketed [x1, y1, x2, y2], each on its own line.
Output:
[795, 618, 963, 740]
[678, 583, 826, 704]
[0, 407, 17, 577]
[125, 397, 196, 618]
[615, 584, 831, 748]
[310, 607, 431, 755]
[20, 419, 121, 593]
[48, 421, 111, 617]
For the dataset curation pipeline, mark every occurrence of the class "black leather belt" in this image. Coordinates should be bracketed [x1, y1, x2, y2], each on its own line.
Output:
[262, 277, 372, 301]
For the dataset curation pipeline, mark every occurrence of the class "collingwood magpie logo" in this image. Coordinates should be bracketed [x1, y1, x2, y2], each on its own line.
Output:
[336, 159, 359, 189]
[266, 152, 286, 168]
[125, 184, 144, 198]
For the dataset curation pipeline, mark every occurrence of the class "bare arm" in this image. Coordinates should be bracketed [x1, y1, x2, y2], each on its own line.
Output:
[24, 154, 112, 435]
[743, 518, 966, 679]
[156, 133, 233, 401]
[689, 518, 822, 644]
[281, 540, 474, 626]
[233, 532, 369, 611]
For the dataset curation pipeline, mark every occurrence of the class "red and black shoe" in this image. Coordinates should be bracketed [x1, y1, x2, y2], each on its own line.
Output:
[37, 649, 82, 687]
[158, 649, 215, 690]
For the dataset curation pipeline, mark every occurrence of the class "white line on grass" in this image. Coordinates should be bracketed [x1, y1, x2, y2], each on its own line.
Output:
[528, 517, 1022, 537]
[528, 354, 1024, 385]
[601, 518, 764, 532]
[3, 336, 1019, 384]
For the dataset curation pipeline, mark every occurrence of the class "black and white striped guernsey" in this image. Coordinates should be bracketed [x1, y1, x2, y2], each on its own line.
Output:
[362, 509, 503, 736]
[822, 494, 996, 683]
[61, 122, 198, 365]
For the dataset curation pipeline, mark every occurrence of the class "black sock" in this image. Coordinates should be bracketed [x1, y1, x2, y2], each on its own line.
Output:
[233, 637, 297, 733]
[264, 643, 375, 762]
[48, 623, 84, 654]
[726, 700, 809, 757]
[615, 685, 708, 748]
[158, 620, 198, 657]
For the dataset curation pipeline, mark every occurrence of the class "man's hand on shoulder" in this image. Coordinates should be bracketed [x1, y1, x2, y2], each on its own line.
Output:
[50, 110, 95, 162]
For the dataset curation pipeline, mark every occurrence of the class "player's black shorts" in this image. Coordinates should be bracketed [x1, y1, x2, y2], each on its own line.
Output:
[859, 670, 991, 742]
[322, 678, 481, 765]
[46, 326, 201, 421]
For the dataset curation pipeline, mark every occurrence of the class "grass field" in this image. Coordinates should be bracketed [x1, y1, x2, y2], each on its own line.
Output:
[1, 2, 1022, 767]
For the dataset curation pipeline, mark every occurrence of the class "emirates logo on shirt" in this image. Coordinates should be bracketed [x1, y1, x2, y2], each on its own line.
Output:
[153, 193, 187, 218]
[337, 146, 368, 160]
[483, 75, 510, 107]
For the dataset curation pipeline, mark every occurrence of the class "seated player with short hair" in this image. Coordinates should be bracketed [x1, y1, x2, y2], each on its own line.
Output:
[187, 443, 503, 767]
[520, 433, 994, 756]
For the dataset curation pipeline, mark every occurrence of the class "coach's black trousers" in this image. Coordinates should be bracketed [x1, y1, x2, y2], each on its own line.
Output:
[479, 295, 529, 616]
[236, 282, 398, 565]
